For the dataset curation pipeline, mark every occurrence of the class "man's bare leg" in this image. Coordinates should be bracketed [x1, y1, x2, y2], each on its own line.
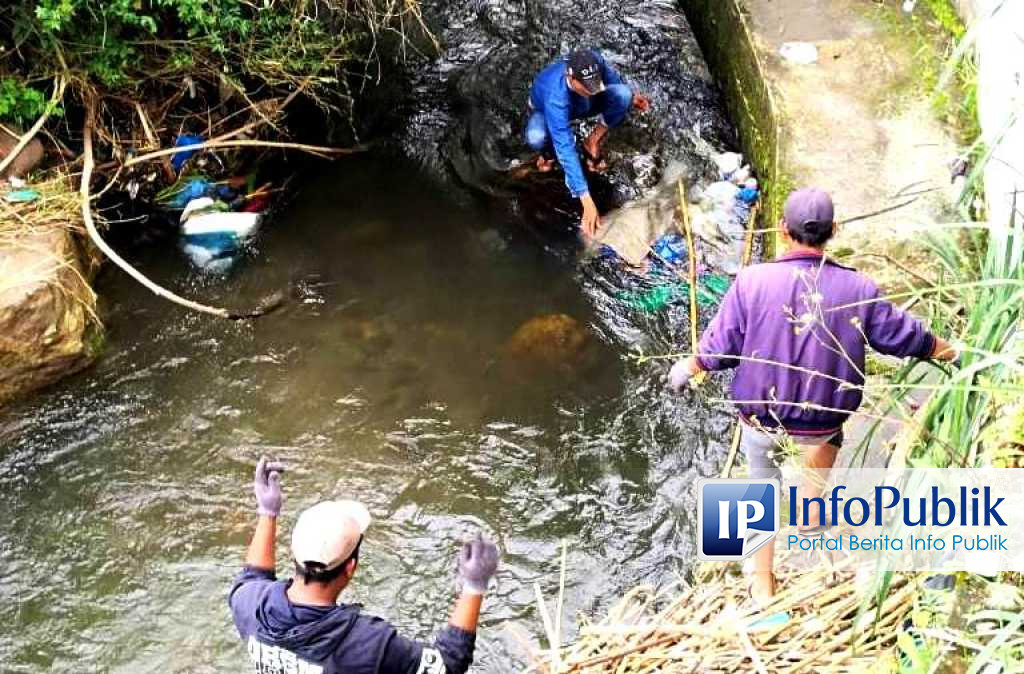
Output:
[800, 441, 839, 529]
[751, 540, 776, 604]
[751, 439, 837, 603]
[583, 124, 609, 171]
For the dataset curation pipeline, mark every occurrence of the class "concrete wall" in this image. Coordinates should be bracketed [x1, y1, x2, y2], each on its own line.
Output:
[679, 0, 784, 227]
[957, 0, 1023, 228]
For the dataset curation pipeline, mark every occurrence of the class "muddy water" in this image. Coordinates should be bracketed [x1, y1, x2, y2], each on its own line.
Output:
[0, 158, 734, 672]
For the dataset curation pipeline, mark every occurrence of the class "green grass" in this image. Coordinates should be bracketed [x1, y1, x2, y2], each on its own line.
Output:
[871, 0, 980, 143]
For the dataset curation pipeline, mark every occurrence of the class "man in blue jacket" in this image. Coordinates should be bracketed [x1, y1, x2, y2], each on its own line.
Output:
[229, 458, 500, 673]
[667, 188, 958, 603]
[525, 48, 650, 237]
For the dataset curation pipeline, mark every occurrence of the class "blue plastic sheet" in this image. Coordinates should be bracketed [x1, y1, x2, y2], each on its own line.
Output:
[170, 134, 204, 172]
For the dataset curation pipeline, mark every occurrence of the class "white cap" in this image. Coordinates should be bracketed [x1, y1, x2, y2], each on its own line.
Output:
[291, 500, 372, 571]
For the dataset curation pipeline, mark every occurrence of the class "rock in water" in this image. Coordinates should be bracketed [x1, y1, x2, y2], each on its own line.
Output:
[0, 127, 44, 179]
[0, 224, 99, 404]
[501, 314, 590, 379]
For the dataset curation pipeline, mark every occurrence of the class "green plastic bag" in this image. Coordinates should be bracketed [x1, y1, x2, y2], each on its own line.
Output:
[615, 274, 732, 313]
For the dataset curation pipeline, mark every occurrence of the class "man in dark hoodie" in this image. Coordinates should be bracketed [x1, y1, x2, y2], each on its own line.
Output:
[229, 458, 500, 673]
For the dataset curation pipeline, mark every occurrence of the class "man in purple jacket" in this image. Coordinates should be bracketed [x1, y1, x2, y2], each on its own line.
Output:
[229, 458, 500, 673]
[667, 187, 957, 602]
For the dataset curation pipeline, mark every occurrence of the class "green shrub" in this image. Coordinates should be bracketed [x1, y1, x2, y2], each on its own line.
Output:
[0, 78, 49, 125]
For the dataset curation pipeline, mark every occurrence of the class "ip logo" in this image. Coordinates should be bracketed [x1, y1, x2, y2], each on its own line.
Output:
[697, 478, 780, 561]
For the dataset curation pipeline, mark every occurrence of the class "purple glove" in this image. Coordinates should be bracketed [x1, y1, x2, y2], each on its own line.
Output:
[667, 358, 694, 393]
[457, 535, 500, 595]
[254, 457, 286, 517]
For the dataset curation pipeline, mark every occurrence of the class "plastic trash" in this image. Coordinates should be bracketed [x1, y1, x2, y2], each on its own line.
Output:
[779, 42, 818, 65]
[702, 181, 739, 210]
[617, 284, 681, 312]
[170, 133, 205, 172]
[616, 274, 731, 313]
[4, 189, 40, 203]
[180, 197, 223, 223]
[240, 194, 270, 213]
[181, 205, 261, 241]
[164, 176, 213, 208]
[708, 203, 745, 241]
[738, 185, 760, 204]
[180, 197, 262, 273]
[701, 274, 731, 297]
[651, 233, 688, 266]
[712, 152, 743, 179]
[748, 612, 791, 632]
[726, 165, 751, 185]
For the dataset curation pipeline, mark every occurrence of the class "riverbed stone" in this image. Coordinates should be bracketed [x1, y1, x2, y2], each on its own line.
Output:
[0, 222, 99, 404]
[501, 313, 590, 378]
[0, 127, 45, 179]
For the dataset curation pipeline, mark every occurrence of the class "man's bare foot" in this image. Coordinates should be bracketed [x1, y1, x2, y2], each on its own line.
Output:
[750, 571, 776, 607]
[584, 154, 609, 173]
[583, 125, 610, 173]
[536, 155, 555, 172]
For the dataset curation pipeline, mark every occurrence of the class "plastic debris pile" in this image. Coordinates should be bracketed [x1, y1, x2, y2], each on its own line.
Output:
[594, 150, 759, 319]
[155, 134, 274, 273]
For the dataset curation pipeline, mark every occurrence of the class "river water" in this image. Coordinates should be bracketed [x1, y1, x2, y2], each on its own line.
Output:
[0, 157, 735, 672]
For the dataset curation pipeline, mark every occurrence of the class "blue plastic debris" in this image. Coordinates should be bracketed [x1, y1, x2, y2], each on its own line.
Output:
[4, 189, 40, 203]
[165, 177, 213, 208]
[748, 611, 791, 632]
[738, 186, 760, 204]
[651, 233, 688, 266]
[170, 133, 205, 172]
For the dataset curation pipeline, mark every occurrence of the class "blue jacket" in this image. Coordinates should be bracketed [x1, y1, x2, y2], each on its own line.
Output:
[697, 252, 937, 434]
[229, 566, 475, 674]
[529, 52, 625, 198]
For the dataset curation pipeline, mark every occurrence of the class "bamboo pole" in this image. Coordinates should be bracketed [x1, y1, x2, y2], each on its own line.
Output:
[721, 201, 760, 478]
[720, 423, 743, 478]
[677, 178, 706, 387]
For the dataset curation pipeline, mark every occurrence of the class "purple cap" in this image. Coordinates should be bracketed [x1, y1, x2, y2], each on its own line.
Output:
[783, 188, 835, 239]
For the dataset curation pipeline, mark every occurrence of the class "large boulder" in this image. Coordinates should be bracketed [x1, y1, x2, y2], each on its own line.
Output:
[0, 222, 99, 404]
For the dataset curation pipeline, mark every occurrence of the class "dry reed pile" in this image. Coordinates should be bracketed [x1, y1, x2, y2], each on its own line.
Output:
[0, 170, 98, 318]
[0, 171, 82, 240]
[528, 549, 917, 673]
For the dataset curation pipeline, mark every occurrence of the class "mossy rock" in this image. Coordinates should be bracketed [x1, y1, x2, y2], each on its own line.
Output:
[500, 313, 591, 379]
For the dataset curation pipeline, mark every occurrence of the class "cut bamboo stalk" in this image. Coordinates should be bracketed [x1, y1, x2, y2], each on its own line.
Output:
[677, 178, 706, 386]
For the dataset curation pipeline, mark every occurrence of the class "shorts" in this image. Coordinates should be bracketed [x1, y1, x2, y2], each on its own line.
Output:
[739, 422, 844, 481]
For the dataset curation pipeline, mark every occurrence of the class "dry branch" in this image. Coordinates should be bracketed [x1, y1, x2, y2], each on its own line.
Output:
[123, 138, 364, 167]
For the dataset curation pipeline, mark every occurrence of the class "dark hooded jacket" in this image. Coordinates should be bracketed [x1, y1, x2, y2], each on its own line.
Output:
[229, 566, 475, 674]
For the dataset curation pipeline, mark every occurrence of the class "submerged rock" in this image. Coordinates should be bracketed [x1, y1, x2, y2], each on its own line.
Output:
[0, 128, 44, 179]
[0, 223, 99, 404]
[501, 313, 591, 379]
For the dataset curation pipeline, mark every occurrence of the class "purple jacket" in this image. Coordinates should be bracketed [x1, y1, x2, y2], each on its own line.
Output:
[697, 251, 936, 434]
